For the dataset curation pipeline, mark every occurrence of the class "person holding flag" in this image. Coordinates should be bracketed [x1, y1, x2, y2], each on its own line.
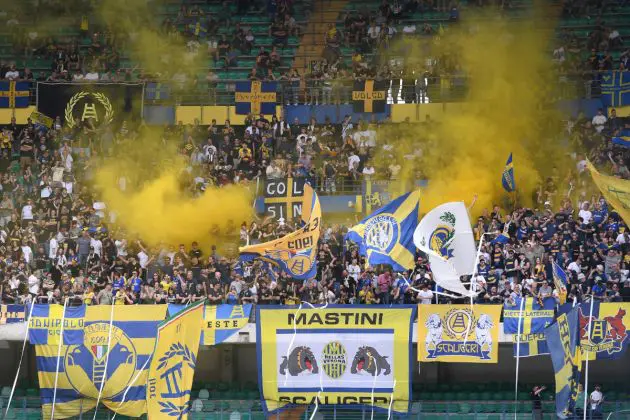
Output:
[502, 153, 515, 192]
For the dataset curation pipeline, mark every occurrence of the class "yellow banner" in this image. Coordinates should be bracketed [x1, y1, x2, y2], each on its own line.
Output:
[257, 306, 416, 415]
[587, 160, 630, 225]
[417, 305, 502, 363]
[148, 301, 204, 420]
[34, 305, 167, 419]
[239, 184, 321, 279]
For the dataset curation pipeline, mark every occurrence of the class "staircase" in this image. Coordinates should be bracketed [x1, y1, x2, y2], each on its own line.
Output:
[293, 0, 349, 72]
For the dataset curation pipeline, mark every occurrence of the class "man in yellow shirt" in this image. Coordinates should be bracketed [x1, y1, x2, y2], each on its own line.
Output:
[358, 284, 377, 304]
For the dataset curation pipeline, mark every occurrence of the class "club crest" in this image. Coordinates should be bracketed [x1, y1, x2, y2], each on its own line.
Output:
[364, 214, 399, 254]
[64, 323, 137, 399]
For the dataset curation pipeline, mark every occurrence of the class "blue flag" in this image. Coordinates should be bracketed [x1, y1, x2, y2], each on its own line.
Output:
[145, 82, 170, 101]
[235, 81, 277, 115]
[552, 261, 569, 305]
[545, 306, 582, 419]
[346, 190, 421, 271]
[612, 136, 630, 148]
[503, 297, 555, 357]
[600, 71, 630, 108]
[502, 153, 515, 192]
[0, 81, 30, 108]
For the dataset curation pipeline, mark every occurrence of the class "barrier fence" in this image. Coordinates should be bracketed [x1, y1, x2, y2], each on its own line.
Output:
[3, 74, 609, 110]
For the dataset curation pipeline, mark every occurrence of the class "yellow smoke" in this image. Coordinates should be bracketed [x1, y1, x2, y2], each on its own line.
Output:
[378, 11, 569, 214]
[98, 0, 209, 77]
[94, 135, 253, 248]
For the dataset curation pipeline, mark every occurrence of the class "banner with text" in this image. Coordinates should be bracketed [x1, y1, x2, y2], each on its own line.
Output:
[257, 305, 416, 415]
[417, 304, 502, 363]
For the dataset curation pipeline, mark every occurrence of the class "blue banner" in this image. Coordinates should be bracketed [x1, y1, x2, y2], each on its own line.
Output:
[0, 304, 26, 324]
[503, 297, 555, 357]
[235, 81, 277, 115]
[600, 71, 630, 108]
[0, 81, 30, 108]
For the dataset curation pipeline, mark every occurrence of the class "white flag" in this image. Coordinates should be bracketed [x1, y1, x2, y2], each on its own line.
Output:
[413, 202, 477, 296]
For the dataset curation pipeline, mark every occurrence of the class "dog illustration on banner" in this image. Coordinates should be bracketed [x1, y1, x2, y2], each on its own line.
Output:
[475, 314, 494, 351]
[419, 305, 501, 363]
[279, 346, 319, 376]
[350, 346, 391, 376]
[579, 306, 628, 356]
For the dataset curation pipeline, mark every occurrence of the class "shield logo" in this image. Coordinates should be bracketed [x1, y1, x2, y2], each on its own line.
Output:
[589, 320, 608, 345]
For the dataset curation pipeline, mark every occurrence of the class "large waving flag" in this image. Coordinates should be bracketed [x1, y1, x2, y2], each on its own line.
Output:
[147, 300, 204, 420]
[586, 159, 630, 226]
[552, 261, 569, 305]
[239, 184, 321, 279]
[545, 306, 582, 419]
[30, 305, 167, 419]
[346, 190, 421, 272]
[503, 297, 555, 357]
[502, 153, 515, 192]
[413, 201, 476, 296]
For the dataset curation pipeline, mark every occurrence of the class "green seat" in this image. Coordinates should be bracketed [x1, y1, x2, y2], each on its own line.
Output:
[458, 403, 472, 413]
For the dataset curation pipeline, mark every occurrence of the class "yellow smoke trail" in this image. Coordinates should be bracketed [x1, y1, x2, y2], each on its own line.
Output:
[377, 11, 570, 215]
[94, 135, 253, 249]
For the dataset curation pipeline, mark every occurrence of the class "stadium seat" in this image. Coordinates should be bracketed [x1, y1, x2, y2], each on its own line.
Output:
[191, 399, 204, 412]
[1, 388, 11, 398]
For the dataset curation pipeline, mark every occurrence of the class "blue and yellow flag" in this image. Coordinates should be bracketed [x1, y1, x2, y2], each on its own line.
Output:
[503, 297, 555, 357]
[239, 184, 321, 280]
[417, 304, 502, 363]
[0, 81, 30, 108]
[148, 300, 204, 420]
[502, 153, 515, 192]
[257, 305, 416, 415]
[31, 305, 167, 419]
[552, 262, 568, 305]
[168, 304, 252, 346]
[600, 71, 630, 108]
[235, 81, 277, 115]
[560, 302, 630, 361]
[545, 306, 582, 419]
[346, 190, 421, 271]
[0, 304, 25, 324]
[146, 83, 170, 101]
[29, 304, 85, 345]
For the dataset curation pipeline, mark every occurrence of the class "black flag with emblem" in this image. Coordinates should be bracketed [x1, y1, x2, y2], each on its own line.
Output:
[352, 79, 387, 113]
[36, 82, 143, 128]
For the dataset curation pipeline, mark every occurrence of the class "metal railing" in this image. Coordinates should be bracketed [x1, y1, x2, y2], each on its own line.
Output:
[14, 73, 611, 110]
[3, 399, 629, 419]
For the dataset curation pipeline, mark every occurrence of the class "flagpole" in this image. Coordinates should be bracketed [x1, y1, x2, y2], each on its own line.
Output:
[6, 302, 36, 417]
[92, 300, 116, 420]
[514, 298, 524, 420]
[50, 298, 69, 420]
[583, 297, 595, 420]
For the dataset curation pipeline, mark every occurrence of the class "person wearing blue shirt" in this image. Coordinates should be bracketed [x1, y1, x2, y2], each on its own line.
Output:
[112, 272, 125, 292]
[130, 271, 143, 294]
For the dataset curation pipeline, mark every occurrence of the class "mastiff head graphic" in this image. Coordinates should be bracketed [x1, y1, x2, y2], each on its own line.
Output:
[279, 346, 318, 376]
[350, 346, 390, 376]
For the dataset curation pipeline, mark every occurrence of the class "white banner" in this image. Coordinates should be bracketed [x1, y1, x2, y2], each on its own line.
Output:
[414, 202, 476, 296]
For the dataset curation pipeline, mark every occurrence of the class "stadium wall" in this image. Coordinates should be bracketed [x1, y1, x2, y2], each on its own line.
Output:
[0, 99, 605, 124]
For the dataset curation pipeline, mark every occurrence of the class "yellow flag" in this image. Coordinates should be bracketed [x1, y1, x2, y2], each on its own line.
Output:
[586, 160, 630, 225]
[147, 300, 204, 419]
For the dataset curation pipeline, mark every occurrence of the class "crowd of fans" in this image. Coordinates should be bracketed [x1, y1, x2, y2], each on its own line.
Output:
[0, 97, 629, 307]
[0, 0, 629, 307]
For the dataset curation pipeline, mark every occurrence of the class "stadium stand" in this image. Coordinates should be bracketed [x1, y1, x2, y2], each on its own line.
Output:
[0, 0, 630, 419]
